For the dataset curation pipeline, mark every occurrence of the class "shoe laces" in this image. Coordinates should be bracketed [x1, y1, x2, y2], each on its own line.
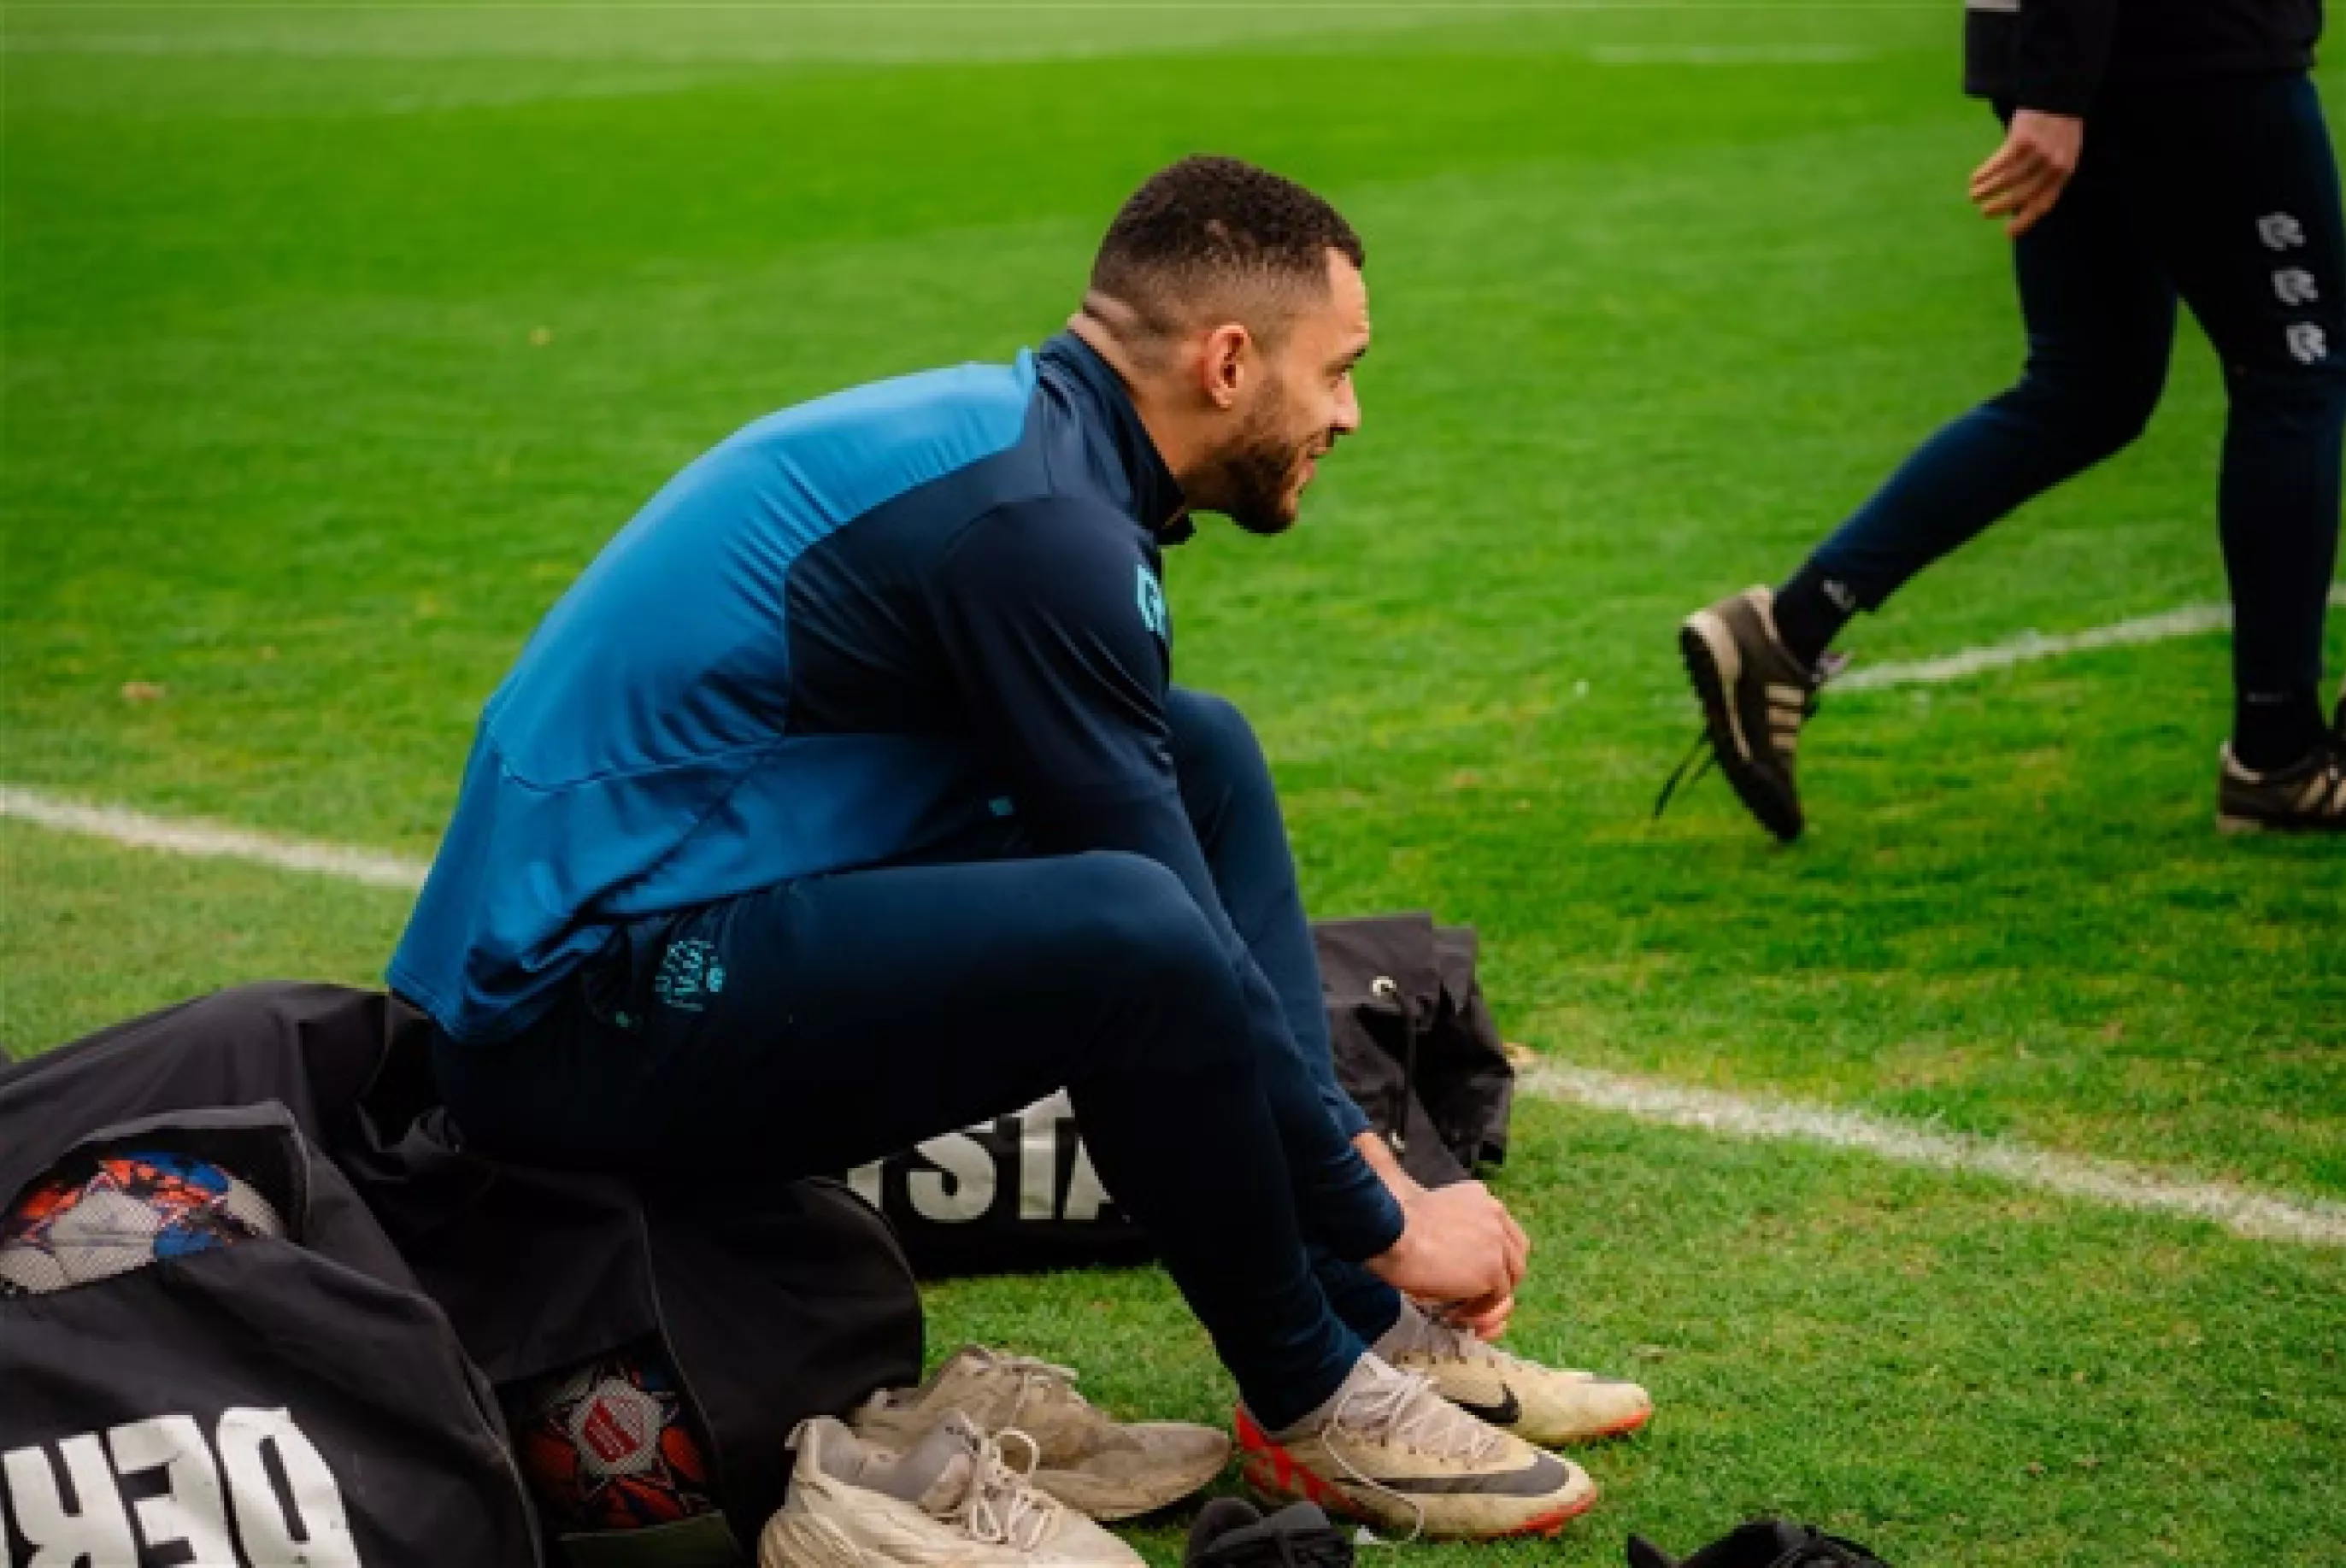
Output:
[973, 1349, 1090, 1428]
[1332, 1362, 1505, 1465]
[1412, 1311, 1534, 1375]
[1654, 652, 1845, 823]
[941, 1426, 1063, 1552]
[1318, 1362, 1507, 1547]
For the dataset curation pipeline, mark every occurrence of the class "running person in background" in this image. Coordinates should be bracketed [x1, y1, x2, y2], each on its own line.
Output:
[1673, 0, 2344, 837]
[394, 157, 1643, 1550]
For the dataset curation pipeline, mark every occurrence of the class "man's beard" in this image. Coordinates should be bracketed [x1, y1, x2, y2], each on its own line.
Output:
[1199, 401, 1311, 537]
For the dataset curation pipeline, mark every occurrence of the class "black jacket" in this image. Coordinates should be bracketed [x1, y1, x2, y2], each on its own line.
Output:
[1965, 0, 2322, 114]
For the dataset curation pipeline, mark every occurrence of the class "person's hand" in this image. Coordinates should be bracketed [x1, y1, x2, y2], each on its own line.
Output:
[1366, 1179, 1529, 1312]
[1969, 110, 2084, 238]
[1352, 1134, 1526, 1333]
[1440, 1292, 1516, 1342]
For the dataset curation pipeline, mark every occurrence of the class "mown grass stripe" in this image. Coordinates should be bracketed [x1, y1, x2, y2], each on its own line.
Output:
[9, 591, 2314, 883]
[7, 778, 2343, 1247]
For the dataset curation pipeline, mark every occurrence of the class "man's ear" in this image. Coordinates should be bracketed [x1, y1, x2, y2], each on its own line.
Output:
[1198, 323, 1252, 411]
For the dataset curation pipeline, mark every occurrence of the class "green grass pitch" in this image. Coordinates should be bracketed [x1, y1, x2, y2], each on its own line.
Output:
[3, 3, 2341, 1563]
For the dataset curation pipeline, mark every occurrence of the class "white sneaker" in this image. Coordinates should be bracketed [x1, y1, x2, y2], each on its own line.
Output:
[1384, 1307, 1653, 1447]
[1235, 1354, 1597, 1541]
[850, 1346, 1228, 1521]
[760, 1412, 1143, 1568]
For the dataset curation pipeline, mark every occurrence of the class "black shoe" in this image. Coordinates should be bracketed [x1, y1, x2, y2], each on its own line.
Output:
[2217, 698, 2346, 834]
[1185, 1498, 1354, 1568]
[1660, 586, 1836, 843]
[1627, 1518, 1891, 1568]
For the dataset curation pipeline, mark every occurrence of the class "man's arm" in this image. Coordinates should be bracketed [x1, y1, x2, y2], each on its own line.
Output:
[1969, 0, 2110, 237]
[929, 499, 1403, 1260]
[1971, 111, 2086, 238]
[1289, 966, 1373, 1144]
[2008, 0, 2117, 118]
[1353, 1130, 1518, 1339]
[1352, 1128, 1422, 1201]
[931, 498, 1526, 1306]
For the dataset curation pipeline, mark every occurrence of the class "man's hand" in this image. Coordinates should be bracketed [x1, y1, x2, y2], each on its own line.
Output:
[1366, 1179, 1529, 1318]
[1443, 1293, 1516, 1341]
[1352, 1132, 1519, 1338]
[1969, 110, 2084, 238]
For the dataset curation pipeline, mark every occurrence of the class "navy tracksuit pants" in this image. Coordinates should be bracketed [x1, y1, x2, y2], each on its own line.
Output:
[1804, 74, 2345, 709]
[432, 689, 1400, 1428]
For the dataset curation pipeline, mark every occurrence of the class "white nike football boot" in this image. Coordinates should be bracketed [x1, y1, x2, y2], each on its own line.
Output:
[1235, 1354, 1598, 1540]
[1381, 1302, 1653, 1448]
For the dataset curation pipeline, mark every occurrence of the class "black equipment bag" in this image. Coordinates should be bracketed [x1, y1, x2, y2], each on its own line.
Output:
[843, 1088, 1155, 1277]
[351, 1047, 925, 1560]
[0, 1101, 545, 1567]
[852, 913, 1516, 1276]
[0, 982, 397, 1169]
[1313, 913, 1515, 1191]
[1, 983, 926, 1566]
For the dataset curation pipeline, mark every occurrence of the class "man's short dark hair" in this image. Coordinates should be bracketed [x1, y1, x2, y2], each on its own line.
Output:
[1089, 156, 1363, 339]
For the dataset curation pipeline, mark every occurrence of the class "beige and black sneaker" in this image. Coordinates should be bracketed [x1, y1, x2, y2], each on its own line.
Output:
[850, 1346, 1229, 1522]
[761, 1412, 1142, 1568]
[1381, 1307, 1652, 1448]
[2218, 702, 2346, 834]
[1663, 586, 1836, 843]
[1234, 1354, 1597, 1541]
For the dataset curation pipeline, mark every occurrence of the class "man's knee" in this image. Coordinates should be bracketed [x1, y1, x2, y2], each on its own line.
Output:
[1056, 852, 1244, 1045]
[2225, 350, 2346, 436]
[2003, 356, 2167, 462]
[1167, 689, 1271, 798]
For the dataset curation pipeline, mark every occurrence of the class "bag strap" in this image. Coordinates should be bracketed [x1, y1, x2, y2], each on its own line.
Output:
[1367, 975, 1420, 1160]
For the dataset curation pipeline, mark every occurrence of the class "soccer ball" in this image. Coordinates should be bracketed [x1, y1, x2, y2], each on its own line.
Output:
[0, 1148, 286, 1297]
[509, 1351, 717, 1531]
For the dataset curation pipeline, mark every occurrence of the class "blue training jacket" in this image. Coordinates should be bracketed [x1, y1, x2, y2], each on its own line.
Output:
[389, 332, 1400, 1258]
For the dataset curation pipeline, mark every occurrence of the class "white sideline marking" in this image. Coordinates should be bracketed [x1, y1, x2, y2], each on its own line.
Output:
[0, 787, 428, 891]
[1519, 1060, 2346, 1248]
[1838, 585, 2346, 693]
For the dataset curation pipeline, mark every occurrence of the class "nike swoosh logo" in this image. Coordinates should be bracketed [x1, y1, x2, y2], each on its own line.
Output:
[1377, 1450, 1569, 1496]
[1446, 1387, 1521, 1426]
